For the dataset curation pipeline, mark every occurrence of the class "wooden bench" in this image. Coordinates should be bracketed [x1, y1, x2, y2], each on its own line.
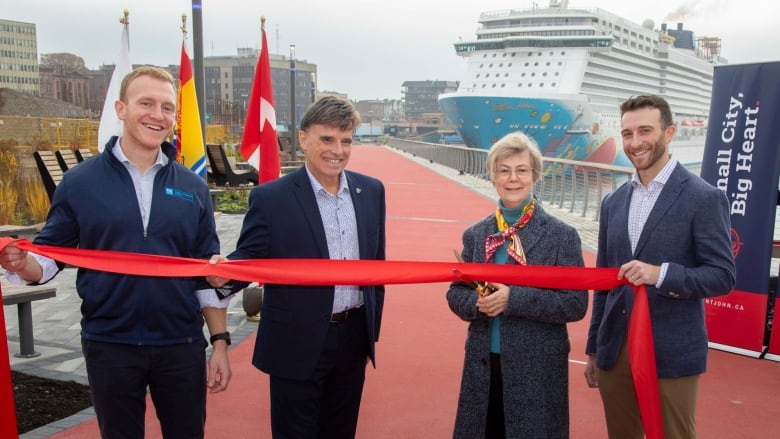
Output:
[74, 148, 95, 162]
[33, 150, 64, 201]
[281, 159, 305, 167]
[280, 159, 304, 175]
[206, 144, 258, 187]
[228, 156, 252, 171]
[55, 149, 80, 171]
[1, 279, 57, 358]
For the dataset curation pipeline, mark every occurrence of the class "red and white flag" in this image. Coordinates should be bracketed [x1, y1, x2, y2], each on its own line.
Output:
[240, 20, 280, 183]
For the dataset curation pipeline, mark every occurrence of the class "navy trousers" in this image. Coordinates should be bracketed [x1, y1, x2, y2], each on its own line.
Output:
[269, 308, 370, 439]
[82, 339, 208, 439]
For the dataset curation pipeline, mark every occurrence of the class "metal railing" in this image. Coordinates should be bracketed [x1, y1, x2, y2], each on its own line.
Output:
[387, 138, 634, 221]
[0, 116, 240, 148]
[536, 158, 632, 221]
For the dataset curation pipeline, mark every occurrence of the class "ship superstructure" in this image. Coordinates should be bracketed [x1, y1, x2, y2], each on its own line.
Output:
[438, 0, 724, 166]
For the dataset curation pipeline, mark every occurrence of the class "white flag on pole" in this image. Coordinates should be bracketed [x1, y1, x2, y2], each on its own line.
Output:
[97, 13, 132, 151]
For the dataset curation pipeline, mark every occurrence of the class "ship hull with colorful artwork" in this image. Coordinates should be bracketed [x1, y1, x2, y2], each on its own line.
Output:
[439, 94, 634, 167]
[439, 0, 723, 167]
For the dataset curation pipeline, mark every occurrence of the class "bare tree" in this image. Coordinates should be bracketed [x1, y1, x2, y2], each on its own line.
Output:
[39, 53, 87, 73]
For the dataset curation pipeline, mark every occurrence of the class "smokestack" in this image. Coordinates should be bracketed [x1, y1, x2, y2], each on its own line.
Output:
[661, 23, 667, 31]
[677, 22, 683, 30]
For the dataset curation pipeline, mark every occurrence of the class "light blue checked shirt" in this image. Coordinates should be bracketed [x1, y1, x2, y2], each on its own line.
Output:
[628, 157, 677, 287]
[305, 166, 363, 314]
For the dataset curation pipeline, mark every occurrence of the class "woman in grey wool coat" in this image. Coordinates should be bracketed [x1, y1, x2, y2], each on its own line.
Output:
[446, 131, 588, 439]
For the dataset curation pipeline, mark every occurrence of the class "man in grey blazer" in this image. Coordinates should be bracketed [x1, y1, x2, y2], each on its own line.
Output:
[584, 95, 736, 438]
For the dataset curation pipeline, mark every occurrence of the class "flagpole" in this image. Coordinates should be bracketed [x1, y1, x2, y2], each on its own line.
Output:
[191, 0, 206, 143]
[180, 13, 188, 166]
[289, 44, 297, 162]
[97, 9, 132, 151]
[181, 13, 188, 164]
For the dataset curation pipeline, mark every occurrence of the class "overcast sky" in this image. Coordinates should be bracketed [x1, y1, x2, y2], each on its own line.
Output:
[5, 0, 779, 100]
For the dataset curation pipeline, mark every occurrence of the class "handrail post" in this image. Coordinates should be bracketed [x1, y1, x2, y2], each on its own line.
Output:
[581, 166, 590, 217]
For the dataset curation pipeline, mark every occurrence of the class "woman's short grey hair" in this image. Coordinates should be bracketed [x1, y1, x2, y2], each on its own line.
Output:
[486, 131, 543, 183]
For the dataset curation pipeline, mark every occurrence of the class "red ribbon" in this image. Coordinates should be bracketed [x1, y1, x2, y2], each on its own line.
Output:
[0, 237, 663, 438]
[0, 282, 18, 438]
[628, 284, 663, 438]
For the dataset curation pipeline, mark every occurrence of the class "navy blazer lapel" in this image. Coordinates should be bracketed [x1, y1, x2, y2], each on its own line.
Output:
[345, 172, 369, 258]
[634, 164, 686, 256]
[612, 184, 634, 258]
[291, 168, 330, 257]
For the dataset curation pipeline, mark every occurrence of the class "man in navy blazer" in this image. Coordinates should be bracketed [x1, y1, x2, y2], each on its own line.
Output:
[584, 95, 735, 438]
[210, 97, 386, 438]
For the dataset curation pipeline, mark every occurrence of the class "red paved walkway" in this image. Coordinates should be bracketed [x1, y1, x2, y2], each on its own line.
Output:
[50, 146, 780, 438]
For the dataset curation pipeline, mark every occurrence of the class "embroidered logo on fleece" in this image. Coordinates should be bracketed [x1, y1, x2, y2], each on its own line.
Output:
[164, 187, 194, 202]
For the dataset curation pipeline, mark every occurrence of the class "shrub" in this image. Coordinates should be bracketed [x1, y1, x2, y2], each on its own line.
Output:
[0, 179, 18, 224]
[21, 176, 50, 223]
[0, 151, 19, 224]
[0, 149, 49, 225]
[216, 187, 250, 213]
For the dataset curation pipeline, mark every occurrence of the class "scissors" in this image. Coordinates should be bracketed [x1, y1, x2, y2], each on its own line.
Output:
[452, 250, 497, 298]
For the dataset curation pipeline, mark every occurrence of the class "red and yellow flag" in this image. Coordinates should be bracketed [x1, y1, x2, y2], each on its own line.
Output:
[173, 40, 207, 177]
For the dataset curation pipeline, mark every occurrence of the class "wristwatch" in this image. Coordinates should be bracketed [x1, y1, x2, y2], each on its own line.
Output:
[209, 332, 231, 346]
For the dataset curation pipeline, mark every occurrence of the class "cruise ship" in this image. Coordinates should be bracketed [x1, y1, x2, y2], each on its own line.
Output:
[438, 0, 725, 167]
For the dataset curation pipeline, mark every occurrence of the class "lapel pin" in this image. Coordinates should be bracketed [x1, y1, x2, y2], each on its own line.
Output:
[356, 187, 362, 194]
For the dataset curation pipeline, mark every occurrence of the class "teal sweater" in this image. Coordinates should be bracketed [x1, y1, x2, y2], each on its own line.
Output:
[490, 195, 532, 353]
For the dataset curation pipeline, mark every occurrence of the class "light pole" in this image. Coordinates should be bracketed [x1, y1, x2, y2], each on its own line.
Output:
[289, 44, 297, 161]
[368, 110, 373, 137]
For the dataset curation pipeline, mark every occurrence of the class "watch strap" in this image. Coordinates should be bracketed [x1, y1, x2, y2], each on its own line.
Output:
[209, 331, 231, 346]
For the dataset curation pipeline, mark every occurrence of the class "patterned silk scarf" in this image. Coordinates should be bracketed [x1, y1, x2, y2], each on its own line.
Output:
[485, 198, 536, 264]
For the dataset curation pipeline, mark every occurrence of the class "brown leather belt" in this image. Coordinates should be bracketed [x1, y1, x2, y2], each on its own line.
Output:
[330, 306, 362, 323]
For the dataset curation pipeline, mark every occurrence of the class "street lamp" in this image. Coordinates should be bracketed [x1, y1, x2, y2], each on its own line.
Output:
[289, 44, 297, 161]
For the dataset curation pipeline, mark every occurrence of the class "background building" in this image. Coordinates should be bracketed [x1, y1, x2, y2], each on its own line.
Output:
[38, 53, 91, 113]
[86, 64, 116, 116]
[0, 19, 39, 95]
[315, 90, 348, 101]
[401, 80, 458, 122]
[202, 48, 317, 138]
[352, 99, 404, 124]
